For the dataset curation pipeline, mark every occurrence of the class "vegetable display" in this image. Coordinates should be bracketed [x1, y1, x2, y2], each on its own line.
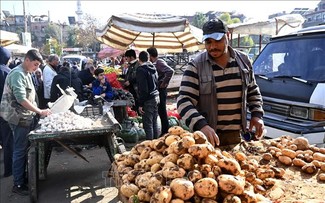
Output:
[113, 127, 325, 202]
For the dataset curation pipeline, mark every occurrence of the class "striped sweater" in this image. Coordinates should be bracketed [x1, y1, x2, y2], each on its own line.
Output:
[177, 47, 264, 132]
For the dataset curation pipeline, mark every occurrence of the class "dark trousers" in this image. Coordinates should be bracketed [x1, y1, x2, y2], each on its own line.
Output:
[158, 88, 169, 136]
[216, 130, 242, 146]
[0, 117, 13, 176]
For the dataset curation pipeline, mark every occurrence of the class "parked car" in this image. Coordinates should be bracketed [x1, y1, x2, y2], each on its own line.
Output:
[62, 55, 87, 70]
[252, 25, 325, 146]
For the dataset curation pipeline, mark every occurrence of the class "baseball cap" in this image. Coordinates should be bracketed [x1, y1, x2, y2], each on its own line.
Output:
[202, 18, 228, 42]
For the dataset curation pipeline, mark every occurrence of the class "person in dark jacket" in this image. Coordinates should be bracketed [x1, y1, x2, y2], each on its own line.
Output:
[92, 68, 115, 102]
[0, 46, 13, 177]
[147, 47, 175, 136]
[124, 49, 140, 113]
[50, 62, 83, 102]
[136, 51, 160, 140]
[78, 63, 96, 87]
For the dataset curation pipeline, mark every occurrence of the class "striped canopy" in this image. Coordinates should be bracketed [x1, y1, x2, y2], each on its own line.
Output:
[0, 30, 20, 46]
[96, 13, 204, 54]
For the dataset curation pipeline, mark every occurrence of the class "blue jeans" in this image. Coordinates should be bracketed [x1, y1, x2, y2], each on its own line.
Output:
[9, 123, 31, 186]
[142, 96, 159, 140]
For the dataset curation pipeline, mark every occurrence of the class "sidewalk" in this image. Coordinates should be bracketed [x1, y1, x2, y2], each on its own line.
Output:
[0, 146, 121, 203]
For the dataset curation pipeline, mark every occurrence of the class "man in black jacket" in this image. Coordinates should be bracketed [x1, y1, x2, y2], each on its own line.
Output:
[136, 51, 160, 140]
[147, 47, 174, 136]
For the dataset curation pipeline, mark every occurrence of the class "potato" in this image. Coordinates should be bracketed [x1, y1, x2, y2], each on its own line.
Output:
[182, 136, 196, 148]
[194, 177, 218, 198]
[262, 153, 273, 161]
[139, 146, 152, 160]
[162, 165, 186, 179]
[188, 170, 203, 183]
[151, 163, 161, 173]
[281, 149, 296, 159]
[193, 131, 208, 144]
[153, 139, 168, 152]
[165, 135, 181, 146]
[180, 132, 193, 138]
[278, 155, 292, 166]
[311, 160, 321, 168]
[256, 168, 275, 180]
[135, 172, 153, 188]
[150, 186, 172, 203]
[188, 144, 214, 159]
[319, 148, 325, 154]
[321, 162, 325, 172]
[127, 169, 144, 182]
[318, 173, 325, 181]
[217, 174, 245, 195]
[146, 153, 164, 166]
[271, 167, 285, 178]
[147, 174, 166, 193]
[137, 188, 151, 202]
[171, 199, 185, 203]
[245, 172, 256, 183]
[288, 144, 298, 151]
[301, 163, 317, 174]
[204, 154, 219, 166]
[223, 194, 241, 203]
[292, 158, 307, 167]
[170, 178, 195, 200]
[212, 165, 222, 177]
[201, 198, 218, 203]
[124, 154, 140, 166]
[168, 126, 185, 135]
[239, 190, 257, 203]
[217, 158, 242, 175]
[160, 153, 179, 167]
[177, 153, 195, 170]
[293, 137, 309, 150]
[313, 152, 325, 162]
[169, 140, 188, 155]
[235, 152, 247, 162]
[120, 183, 140, 198]
[264, 178, 276, 187]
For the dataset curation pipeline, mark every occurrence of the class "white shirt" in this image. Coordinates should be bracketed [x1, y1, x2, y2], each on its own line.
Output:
[43, 64, 57, 99]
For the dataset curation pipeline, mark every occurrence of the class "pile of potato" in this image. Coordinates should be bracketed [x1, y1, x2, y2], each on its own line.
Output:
[114, 126, 311, 203]
[264, 136, 325, 181]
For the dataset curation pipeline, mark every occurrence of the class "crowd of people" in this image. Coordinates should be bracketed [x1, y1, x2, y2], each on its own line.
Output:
[0, 17, 265, 197]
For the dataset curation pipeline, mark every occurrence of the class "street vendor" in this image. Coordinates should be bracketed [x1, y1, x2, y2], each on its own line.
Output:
[0, 49, 52, 196]
[92, 68, 115, 102]
[177, 18, 265, 147]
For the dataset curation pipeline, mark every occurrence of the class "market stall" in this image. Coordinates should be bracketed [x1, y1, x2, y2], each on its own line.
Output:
[26, 86, 132, 202]
[111, 125, 325, 203]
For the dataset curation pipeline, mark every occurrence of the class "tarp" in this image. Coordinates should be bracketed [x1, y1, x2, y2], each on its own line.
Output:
[96, 13, 205, 54]
[0, 30, 20, 46]
[228, 14, 305, 36]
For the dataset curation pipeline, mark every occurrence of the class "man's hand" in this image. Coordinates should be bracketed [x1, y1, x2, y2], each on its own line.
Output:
[249, 117, 265, 139]
[200, 125, 220, 147]
[39, 108, 51, 117]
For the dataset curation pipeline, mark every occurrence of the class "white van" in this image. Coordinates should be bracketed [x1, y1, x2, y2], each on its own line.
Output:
[62, 55, 87, 70]
[252, 25, 325, 146]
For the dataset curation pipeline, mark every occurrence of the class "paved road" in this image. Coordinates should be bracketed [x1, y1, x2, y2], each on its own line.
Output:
[0, 146, 121, 203]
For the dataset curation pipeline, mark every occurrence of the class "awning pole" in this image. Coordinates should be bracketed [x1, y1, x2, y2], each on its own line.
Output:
[152, 33, 155, 47]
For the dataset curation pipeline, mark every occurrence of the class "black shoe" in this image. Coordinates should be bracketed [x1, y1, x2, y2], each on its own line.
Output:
[12, 184, 29, 196]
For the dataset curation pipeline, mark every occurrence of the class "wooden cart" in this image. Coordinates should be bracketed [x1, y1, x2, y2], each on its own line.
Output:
[27, 112, 124, 203]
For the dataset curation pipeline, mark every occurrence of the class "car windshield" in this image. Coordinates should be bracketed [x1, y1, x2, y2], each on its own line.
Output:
[253, 37, 325, 82]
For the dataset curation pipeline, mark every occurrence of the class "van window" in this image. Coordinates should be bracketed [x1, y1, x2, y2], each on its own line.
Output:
[254, 37, 325, 82]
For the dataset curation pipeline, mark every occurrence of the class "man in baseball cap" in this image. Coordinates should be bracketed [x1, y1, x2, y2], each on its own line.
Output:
[202, 18, 228, 42]
[177, 18, 265, 147]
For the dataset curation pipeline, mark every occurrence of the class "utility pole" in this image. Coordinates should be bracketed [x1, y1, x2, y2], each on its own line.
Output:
[23, 0, 27, 32]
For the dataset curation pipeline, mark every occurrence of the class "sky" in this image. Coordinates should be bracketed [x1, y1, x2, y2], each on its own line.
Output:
[1, 0, 320, 26]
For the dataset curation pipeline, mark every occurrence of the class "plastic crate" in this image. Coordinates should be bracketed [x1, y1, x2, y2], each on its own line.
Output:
[80, 105, 103, 117]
